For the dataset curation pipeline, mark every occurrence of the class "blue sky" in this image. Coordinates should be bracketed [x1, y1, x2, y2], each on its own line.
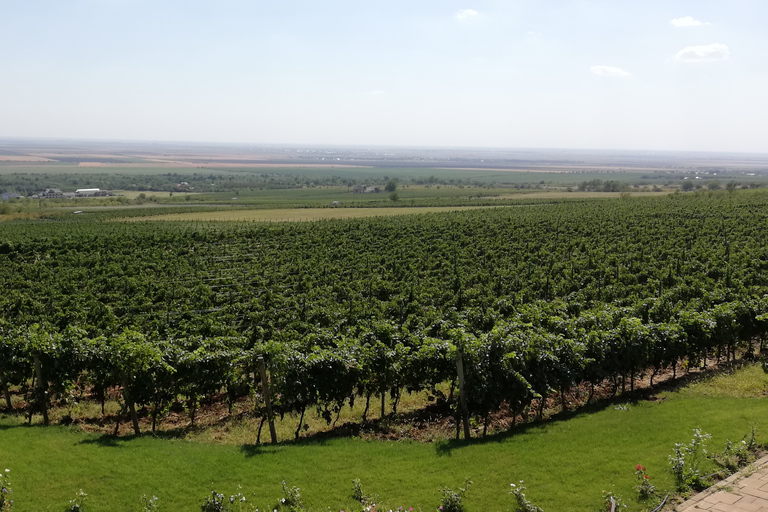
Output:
[2, 0, 766, 152]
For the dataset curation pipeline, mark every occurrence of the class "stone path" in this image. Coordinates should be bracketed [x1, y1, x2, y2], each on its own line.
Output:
[677, 454, 768, 511]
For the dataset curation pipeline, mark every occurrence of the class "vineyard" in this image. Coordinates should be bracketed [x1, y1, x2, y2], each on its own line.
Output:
[2, 190, 768, 441]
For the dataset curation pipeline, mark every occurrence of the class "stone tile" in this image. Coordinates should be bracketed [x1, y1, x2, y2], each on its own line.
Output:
[733, 502, 764, 512]
[718, 492, 744, 504]
[742, 488, 768, 500]
[676, 456, 768, 512]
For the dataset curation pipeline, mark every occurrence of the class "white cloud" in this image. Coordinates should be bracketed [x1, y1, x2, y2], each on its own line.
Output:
[670, 16, 710, 27]
[455, 9, 479, 21]
[590, 65, 632, 77]
[675, 43, 730, 62]
[368, 90, 386, 96]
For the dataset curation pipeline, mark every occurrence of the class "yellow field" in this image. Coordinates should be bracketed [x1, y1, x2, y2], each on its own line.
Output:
[123, 205, 510, 223]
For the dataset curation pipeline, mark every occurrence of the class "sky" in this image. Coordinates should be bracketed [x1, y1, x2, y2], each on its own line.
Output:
[1, 0, 767, 153]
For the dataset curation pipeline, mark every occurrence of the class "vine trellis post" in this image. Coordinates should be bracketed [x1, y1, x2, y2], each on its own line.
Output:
[257, 355, 277, 444]
[455, 351, 471, 440]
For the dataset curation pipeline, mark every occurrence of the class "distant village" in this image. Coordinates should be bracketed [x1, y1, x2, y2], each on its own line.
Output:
[1, 188, 112, 200]
[352, 185, 381, 193]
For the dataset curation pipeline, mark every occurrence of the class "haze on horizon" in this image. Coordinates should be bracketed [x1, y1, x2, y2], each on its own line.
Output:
[2, 1, 767, 154]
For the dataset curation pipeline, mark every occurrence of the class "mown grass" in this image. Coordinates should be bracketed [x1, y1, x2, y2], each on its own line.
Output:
[669, 362, 768, 399]
[2, 364, 767, 511]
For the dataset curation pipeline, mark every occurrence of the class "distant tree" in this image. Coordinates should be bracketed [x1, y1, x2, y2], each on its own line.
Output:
[389, 192, 399, 202]
[726, 181, 737, 192]
[682, 181, 694, 192]
[385, 179, 397, 192]
[707, 181, 721, 190]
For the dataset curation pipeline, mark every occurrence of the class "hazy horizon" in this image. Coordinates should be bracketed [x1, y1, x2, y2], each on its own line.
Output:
[2, 1, 767, 153]
[4, 136, 768, 158]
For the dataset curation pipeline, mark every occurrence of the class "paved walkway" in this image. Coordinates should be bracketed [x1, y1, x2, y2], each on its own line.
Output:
[677, 454, 768, 511]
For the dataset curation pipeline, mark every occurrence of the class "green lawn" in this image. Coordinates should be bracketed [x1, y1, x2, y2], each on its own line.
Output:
[2, 365, 767, 512]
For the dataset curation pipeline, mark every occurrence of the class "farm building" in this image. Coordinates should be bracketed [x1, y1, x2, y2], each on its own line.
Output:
[352, 185, 381, 193]
[40, 188, 65, 198]
[75, 188, 110, 197]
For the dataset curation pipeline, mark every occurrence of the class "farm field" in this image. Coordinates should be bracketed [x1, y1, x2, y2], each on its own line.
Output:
[2, 363, 767, 511]
[4, 0, 768, 506]
[4, 140, 768, 203]
[114, 187, 670, 222]
[3, 183, 768, 511]
[127, 205, 512, 222]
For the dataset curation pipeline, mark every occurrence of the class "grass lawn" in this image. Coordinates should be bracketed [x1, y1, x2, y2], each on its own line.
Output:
[1, 364, 767, 511]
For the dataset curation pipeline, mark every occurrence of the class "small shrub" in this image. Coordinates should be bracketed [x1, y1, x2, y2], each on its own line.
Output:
[509, 480, 543, 512]
[438, 478, 472, 512]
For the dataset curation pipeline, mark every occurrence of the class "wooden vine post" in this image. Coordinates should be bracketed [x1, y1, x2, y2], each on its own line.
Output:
[0, 366, 12, 410]
[257, 355, 277, 444]
[455, 350, 471, 440]
[122, 378, 141, 435]
[33, 354, 49, 426]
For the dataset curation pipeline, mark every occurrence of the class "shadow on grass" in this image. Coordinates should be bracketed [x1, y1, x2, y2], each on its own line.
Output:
[78, 433, 139, 447]
[0, 421, 51, 431]
[1, 358, 753, 455]
[433, 358, 755, 456]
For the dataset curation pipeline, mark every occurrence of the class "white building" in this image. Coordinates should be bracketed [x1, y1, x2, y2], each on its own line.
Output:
[75, 188, 109, 197]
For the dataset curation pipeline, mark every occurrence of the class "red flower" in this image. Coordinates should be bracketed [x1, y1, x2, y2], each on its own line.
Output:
[635, 464, 646, 472]
[645, 475, 650, 480]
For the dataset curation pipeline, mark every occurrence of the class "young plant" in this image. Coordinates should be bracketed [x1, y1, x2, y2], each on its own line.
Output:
[599, 489, 626, 512]
[351, 479, 378, 510]
[139, 494, 159, 512]
[1, 469, 12, 512]
[509, 480, 543, 512]
[65, 490, 88, 512]
[668, 428, 712, 491]
[278, 480, 304, 512]
[201, 491, 227, 512]
[200, 489, 257, 512]
[634, 465, 655, 500]
[711, 427, 761, 474]
[438, 478, 472, 512]
[227, 490, 255, 512]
